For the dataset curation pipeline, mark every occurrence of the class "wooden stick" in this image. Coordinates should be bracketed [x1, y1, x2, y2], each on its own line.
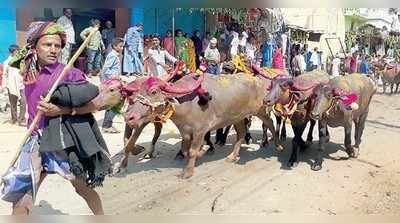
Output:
[1, 26, 99, 185]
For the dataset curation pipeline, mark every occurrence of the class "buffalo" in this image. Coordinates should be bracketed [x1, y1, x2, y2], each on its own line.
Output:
[123, 73, 282, 178]
[310, 73, 376, 170]
[263, 70, 330, 168]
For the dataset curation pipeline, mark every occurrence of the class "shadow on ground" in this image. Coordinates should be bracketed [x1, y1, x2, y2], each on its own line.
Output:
[110, 128, 348, 177]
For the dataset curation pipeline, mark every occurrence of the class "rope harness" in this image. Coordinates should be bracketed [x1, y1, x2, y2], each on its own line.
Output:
[272, 92, 301, 119]
[325, 98, 338, 116]
[132, 94, 177, 124]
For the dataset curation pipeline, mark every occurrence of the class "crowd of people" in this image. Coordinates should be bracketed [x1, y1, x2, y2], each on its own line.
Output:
[2, 8, 382, 133]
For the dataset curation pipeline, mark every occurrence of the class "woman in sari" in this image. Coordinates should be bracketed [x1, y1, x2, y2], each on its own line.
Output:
[272, 43, 284, 70]
[175, 29, 189, 67]
[186, 34, 197, 71]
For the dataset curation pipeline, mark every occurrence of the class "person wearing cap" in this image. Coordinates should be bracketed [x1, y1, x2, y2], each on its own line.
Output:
[204, 37, 221, 74]
[147, 36, 177, 77]
[2, 44, 26, 126]
[123, 23, 144, 76]
[1, 21, 111, 215]
[80, 19, 105, 77]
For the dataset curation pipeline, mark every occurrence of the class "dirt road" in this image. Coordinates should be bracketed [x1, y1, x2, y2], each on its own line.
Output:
[0, 92, 399, 215]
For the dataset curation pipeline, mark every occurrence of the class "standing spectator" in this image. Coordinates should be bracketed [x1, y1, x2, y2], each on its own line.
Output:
[57, 8, 75, 64]
[291, 46, 304, 76]
[262, 33, 274, 67]
[350, 52, 358, 73]
[331, 54, 341, 78]
[162, 30, 174, 56]
[309, 47, 319, 71]
[204, 37, 220, 74]
[2, 45, 26, 126]
[318, 51, 325, 70]
[230, 30, 240, 59]
[186, 33, 197, 71]
[80, 19, 105, 77]
[123, 23, 144, 76]
[143, 35, 152, 73]
[175, 29, 189, 66]
[101, 20, 116, 52]
[359, 54, 370, 75]
[147, 36, 177, 77]
[202, 32, 212, 52]
[272, 43, 284, 69]
[238, 31, 248, 54]
[191, 30, 202, 66]
[246, 36, 257, 64]
[303, 44, 312, 71]
[100, 37, 124, 133]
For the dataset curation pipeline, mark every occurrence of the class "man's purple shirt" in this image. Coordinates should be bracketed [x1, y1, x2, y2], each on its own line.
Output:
[24, 62, 88, 132]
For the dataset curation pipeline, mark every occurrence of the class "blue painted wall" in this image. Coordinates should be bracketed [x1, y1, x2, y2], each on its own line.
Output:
[130, 8, 205, 38]
[0, 8, 16, 62]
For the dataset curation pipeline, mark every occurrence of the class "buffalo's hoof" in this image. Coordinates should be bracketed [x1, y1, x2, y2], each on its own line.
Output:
[245, 135, 253, 145]
[287, 160, 299, 168]
[311, 162, 322, 171]
[216, 140, 227, 146]
[174, 151, 185, 160]
[225, 156, 239, 163]
[179, 170, 194, 179]
[280, 135, 287, 141]
[112, 163, 127, 175]
[143, 153, 155, 160]
[305, 140, 313, 147]
[207, 147, 215, 155]
[261, 140, 269, 148]
[129, 145, 146, 156]
[346, 147, 359, 158]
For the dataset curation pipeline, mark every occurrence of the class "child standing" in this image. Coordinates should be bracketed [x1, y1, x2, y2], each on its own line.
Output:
[101, 37, 124, 133]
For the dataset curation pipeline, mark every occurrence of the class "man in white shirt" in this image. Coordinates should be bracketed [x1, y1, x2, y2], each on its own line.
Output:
[331, 54, 341, 78]
[57, 8, 75, 64]
[230, 30, 239, 59]
[204, 37, 221, 74]
[147, 37, 177, 77]
[2, 45, 26, 126]
[238, 31, 248, 54]
[309, 47, 319, 71]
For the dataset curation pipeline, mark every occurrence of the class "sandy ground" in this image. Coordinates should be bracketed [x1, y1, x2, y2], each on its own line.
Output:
[0, 86, 399, 215]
